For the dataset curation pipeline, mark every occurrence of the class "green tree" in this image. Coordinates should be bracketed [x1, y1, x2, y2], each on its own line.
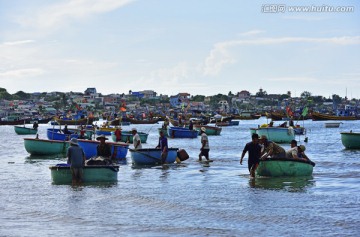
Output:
[255, 88, 267, 97]
[300, 91, 312, 98]
[191, 95, 205, 102]
[13, 91, 30, 100]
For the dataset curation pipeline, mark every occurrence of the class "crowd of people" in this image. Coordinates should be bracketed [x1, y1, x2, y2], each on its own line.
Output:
[64, 118, 309, 183]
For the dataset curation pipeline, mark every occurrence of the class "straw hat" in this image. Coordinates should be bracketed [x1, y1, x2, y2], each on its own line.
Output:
[70, 138, 78, 145]
[201, 127, 206, 132]
[96, 135, 108, 141]
[131, 128, 137, 132]
[299, 145, 306, 152]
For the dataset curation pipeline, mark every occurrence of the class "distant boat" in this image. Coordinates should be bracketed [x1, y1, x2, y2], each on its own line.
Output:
[54, 117, 95, 125]
[251, 127, 295, 143]
[312, 112, 357, 121]
[110, 131, 149, 143]
[0, 119, 29, 126]
[256, 158, 315, 177]
[77, 139, 129, 160]
[24, 138, 69, 155]
[95, 127, 117, 136]
[340, 132, 360, 149]
[14, 125, 38, 135]
[127, 117, 159, 124]
[47, 128, 78, 141]
[325, 122, 342, 128]
[168, 127, 198, 138]
[129, 148, 178, 165]
[49, 164, 119, 184]
[232, 112, 261, 120]
[194, 125, 222, 135]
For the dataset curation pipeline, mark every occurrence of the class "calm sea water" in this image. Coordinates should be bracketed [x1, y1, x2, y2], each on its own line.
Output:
[0, 118, 359, 237]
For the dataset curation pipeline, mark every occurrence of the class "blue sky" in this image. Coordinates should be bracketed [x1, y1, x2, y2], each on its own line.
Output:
[0, 0, 359, 98]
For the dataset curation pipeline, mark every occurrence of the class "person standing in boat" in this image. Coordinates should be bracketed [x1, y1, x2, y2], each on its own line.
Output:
[259, 135, 286, 159]
[114, 127, 122, 142]
[156, 130, 168, 164]
[67, 138, 86, 184]
[240, 133, 262, 178]
[131, 128, 142, 150]
[189, 120, 194, 130]
[96, 135, 112, 159]
[63, 124, 71, 134]
[32, 121, 39, 130]
[199, 127, 211, 162]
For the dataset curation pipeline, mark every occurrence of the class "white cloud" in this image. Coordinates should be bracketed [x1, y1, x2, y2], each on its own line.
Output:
[266, 76, 318, 83]
[0, 68, 45, 78]
[15, 0, 135, 30]
[1, 40, 35, 46]
[239, 30, 266, 37]
[203, 36, 360, 76]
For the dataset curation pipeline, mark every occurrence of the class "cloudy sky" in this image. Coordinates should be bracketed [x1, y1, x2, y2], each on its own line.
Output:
[0, 0, 359, 98]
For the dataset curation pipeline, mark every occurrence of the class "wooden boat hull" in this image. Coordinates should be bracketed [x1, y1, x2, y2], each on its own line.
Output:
[55, 117, 95, 125]
[0, 119, 29, 125]
[340, 132, 360, 149]
[24, 138, 69, 155]
[47, 128, 78, 141]
[168, 127, 198, 138]
[312, 112, 357, 121]
[14, 126, 38, 135]
[129, 148, 178, 165]
[77, 139, 129, 159]
[252, 127, 295, 143]
[194, 125, 222, 135]
[256, 158, 315, 177]
[111, 131, 149, 143]
[49, 164, 119, 184]
[128, 118, 159, 124]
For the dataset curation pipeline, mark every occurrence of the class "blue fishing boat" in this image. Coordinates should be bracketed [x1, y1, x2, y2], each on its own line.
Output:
[49, 164, 119, 184]
[14, 125, 38, 135]
[168, 127, 198, 138]
[110, 131, 149, 143]
[129, 148, 178, 165]
[24, 138, 69, 155]
[77, 139, 129, 160]
[47, 128, 78, 141]
[251, 127, 295, 143]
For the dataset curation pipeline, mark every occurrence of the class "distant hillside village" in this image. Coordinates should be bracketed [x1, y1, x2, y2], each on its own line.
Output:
[0, 87, 358, 121]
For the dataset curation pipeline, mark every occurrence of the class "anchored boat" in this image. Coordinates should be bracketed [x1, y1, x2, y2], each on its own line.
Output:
[129, 148, 178, 165]
[256, 158, 315, 177]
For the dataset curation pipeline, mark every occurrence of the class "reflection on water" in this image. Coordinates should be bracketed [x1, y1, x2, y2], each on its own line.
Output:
[249, 176, 316, 192]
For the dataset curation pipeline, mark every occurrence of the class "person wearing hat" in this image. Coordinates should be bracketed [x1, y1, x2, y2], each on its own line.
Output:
[156, 130, 168, 164]
[96, 135, 112, 159]
[259, 135, 286, 159]
[67, 138, 86, 184]
[114, 126, 122, 142]
[131, 128, 142, 150]
[286, 140, 309, 160]
[199, 127, 211, 162]
[240, 133, 262, 178]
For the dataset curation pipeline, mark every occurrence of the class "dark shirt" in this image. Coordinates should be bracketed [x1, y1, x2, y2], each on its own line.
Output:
[97, 143, 112, 158]
[243, 141, 262, 163]
[189, 123, 193, 130]
[67, 145, 85, 168]
[157, 136, 168, 152]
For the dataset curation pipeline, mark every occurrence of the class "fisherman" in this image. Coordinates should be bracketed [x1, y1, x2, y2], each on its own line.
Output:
[156, 130, 168, 164]
[131, 128, 142, 150]
[259, 135, 286, 159]
[199, 127, 210, 162]
[67, 138, 86, 184]
[240, 133, 262, 178]
[96, 135, 111, 159]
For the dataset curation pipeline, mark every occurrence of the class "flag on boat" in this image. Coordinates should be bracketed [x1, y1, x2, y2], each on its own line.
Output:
[301, 107, 309, 117]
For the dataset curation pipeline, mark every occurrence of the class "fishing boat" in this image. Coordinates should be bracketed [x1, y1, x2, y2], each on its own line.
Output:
[110, 131, 149, 143]
[127, 117, 159, 124]
[49, 164, 119, 184]
[77, 139, 129, 160]
[109, 118, 131, 126]
[95, 127, 117, 136]
[47, 128, 78, 141]
[232, 112, 261, 120]
[311, 111, 357, 121]
[14, 125, 38, 135]
[251, 127, 295, 143]
[325, 122, 341, 128]
[168, 127, 198, 138]
[54, 117, 95, 125]
[129, 148, 178, 165]
[256, 158, 315, 177]
[340, 132, 360, 149]
[24, 138, 69, 155]
[193, 125, 222, 135]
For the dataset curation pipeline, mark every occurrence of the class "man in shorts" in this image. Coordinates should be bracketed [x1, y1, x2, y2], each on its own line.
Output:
[240, 133, 262, 177]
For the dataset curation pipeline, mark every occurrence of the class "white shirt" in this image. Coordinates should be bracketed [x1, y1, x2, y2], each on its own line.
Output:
[133, 133, 142, 149]
[286, 147, 298, 159]
[201, 133, 209, 149]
